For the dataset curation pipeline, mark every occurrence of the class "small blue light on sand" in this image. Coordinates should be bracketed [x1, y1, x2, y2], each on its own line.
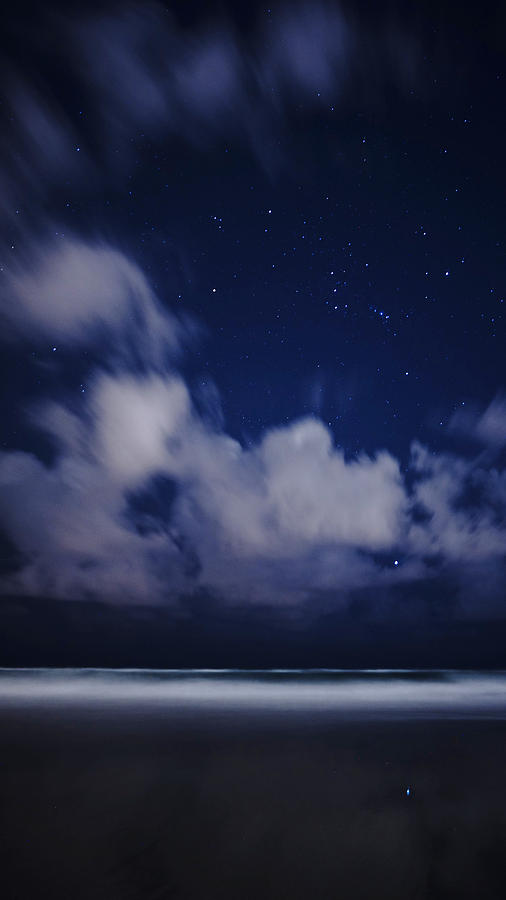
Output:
[406, 788, 411, 796]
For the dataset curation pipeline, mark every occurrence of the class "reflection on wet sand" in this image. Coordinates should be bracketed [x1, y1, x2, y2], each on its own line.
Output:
[1, 671, 505, 899]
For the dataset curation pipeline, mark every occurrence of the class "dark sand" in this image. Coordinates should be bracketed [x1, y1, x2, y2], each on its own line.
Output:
[1, 677, 506, 899]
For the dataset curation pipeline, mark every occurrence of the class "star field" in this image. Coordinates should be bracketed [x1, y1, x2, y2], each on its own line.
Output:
[104, 84, 506, 457]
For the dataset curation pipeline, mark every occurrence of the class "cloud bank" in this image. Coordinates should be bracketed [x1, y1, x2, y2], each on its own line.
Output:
[1, 236, 506, 611]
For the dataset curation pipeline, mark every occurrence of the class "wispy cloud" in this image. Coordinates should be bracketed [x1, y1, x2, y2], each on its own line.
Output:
[448, 394, 506, 450]
[0, 1, 420, 221]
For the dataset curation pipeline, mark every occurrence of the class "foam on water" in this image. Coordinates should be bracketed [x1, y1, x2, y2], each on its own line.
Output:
[0, 668, 505, 716]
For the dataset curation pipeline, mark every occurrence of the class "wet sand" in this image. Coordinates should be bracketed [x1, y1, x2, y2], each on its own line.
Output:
[1, 673, 506, 899]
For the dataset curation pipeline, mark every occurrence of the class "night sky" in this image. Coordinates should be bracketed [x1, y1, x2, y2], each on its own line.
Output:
[1, 0, 506, 666]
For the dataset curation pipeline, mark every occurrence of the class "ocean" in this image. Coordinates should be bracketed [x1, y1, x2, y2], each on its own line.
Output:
[1, 669, 505, 898]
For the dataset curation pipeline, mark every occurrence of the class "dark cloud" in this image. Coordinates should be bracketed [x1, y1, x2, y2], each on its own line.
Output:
[0, 0, 420, 218]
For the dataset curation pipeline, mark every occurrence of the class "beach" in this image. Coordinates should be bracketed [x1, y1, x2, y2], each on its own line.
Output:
[1, 670, 505, 899]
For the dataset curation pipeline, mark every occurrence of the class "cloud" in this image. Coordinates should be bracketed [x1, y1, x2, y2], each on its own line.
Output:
[74, 3, 351, 146]
[0, 352, 408, 603]
[72, 2, 418, 155]
[1, 234, 506, 610]
[409, 441, 506, 561]
[91, 373, 191, 486]
[10, 84, 79, 176]
[449, 395, 506, 450]
[262, 4, 351, 98]
[0, 447, 185, 603]
[1, 236, 184, 365]
[0, 1, 420, 217]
